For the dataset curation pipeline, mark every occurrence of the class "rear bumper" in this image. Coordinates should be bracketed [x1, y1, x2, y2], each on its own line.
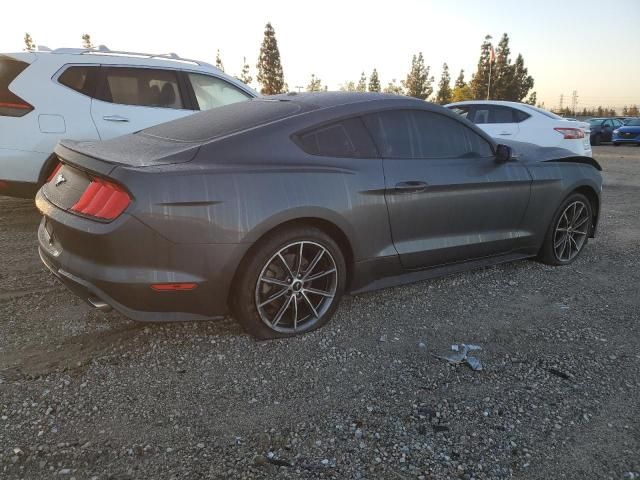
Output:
[36, 189, 249, 322]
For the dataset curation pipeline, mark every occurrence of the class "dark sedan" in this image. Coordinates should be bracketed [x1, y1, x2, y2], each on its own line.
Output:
[36, 93, 603, 338]
[588, 117, 625, 145]
[613, 118, 640, 146]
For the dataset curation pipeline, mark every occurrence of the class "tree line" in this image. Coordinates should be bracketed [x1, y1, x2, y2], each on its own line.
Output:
[22, 29, 637, 117]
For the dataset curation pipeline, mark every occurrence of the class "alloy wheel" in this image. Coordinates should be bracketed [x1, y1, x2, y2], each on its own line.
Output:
[553, 200, 590, 262]
[255, 241, 338, 333]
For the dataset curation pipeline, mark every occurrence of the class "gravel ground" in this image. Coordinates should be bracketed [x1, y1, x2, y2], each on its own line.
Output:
[1, 145, 638, 480]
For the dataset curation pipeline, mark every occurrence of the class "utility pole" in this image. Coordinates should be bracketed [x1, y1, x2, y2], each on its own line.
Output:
[559, 94, 564, 112]
[571, 90, 578, 115]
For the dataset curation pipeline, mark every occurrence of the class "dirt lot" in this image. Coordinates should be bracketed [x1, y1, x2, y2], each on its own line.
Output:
[1, 146, 638, 479]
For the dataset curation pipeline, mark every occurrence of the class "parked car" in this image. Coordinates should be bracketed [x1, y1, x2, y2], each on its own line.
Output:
[445, 100, 592, 156]
[612, 118, 640, 146]
[622, 117, 639, 125]
[36, 93, 602, 338]
[0, 46, 257, 198]
[587, 118, 625, 145]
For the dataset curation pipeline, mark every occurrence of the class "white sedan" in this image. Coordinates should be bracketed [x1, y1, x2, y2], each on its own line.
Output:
[446, 100, 592, 157]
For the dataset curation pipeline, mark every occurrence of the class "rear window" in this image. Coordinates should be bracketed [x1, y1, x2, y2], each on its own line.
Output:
[0, 55, 32, 117]
[97, 67, 184, 109]
[141, 99, 305, 143]
[58, 66, 99, 97]
[295, 117, 378, 158]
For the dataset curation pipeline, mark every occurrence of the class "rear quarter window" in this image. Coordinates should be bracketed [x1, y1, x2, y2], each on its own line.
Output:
[295, 117, 378, 158]
[58, 66, 99, 97]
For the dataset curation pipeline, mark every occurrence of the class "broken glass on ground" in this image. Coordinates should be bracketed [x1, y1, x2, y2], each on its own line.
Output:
[432, 343, 483, 371]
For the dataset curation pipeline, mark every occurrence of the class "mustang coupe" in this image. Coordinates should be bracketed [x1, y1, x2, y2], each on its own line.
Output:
[36, 93, 603, 338]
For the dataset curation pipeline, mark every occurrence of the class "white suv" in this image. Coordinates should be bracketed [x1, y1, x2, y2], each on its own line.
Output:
[446, 100, 592, 157]
[0, 46, 257, 197]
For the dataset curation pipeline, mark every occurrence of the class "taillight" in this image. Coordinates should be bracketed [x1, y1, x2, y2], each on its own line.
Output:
[151, 283, 198, 292]
[70, 178, 131, 220]
[0, 56, 33, 117]
[554, 127, 585, 139]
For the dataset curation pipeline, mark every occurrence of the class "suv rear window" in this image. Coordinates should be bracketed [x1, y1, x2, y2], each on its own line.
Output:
[0, 55, 33, 117]
[296, 117, 378, 158]
[97, 67, 184, 109]
[58, 66, 99, 97]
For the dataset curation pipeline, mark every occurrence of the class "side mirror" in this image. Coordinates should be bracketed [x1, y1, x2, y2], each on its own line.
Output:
[495, 144, 512, 163]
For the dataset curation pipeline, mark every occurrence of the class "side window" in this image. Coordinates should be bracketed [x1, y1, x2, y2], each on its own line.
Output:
[296, 117, 378, 158]
[363, 110, 416, 158]
[613, 119, 623, 127]
[603, 119, 612, 127]
[448, 105, 473, 120]
[412, 110, 493, 158]
[58, 66, 99, 97]
[363, 110, 493, 159]
[98, 67, 184, 109]
[187, 73, 251, 111]
[469, 106, 518, 124]
[513, 109, 531, 123]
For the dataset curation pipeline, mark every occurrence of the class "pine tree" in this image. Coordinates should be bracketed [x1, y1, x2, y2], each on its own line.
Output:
[492, 33, 513, 99]
[383, 79, 404, 95]
[306, 74, 324, 92]
[81, 34, 93, 49]
[629, 105, 639, 116]
[215, 49, 225, 72]
[435, 63, 452, 105]
[24, 33, 36, 52]
[454, 69, 466, 89]
[525, 91, 537, 106]
[340, 81, 356, 92]
[256, 22, 285, 95]
[508, 54, 534, 102]
[451, 85, 474, 102]
[470, 35, 493, 100]
[238, 57, 252, 85]
[368, 68, 381, 93]
[402, 52, 433, 100]
[357, 72, 367, 92]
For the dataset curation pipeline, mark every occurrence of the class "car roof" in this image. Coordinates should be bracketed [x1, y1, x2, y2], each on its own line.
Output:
[140, 92, 495, 145]
[446, 100, 529, 108]
[4, 48, 220, 72]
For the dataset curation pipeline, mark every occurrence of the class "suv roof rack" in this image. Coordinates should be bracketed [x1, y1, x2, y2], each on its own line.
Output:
[49, 45, 215, 68]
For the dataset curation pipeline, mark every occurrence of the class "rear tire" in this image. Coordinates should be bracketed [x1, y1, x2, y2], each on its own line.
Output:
[613, 143, 620, 147]
[231, 226, 346, 339]
[539, 193, 592, 266]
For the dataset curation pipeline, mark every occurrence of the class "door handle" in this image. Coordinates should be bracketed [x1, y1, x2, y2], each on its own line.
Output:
[394, 181, 428, 193]
[103, 115, 129, 122]
[499, 131, 512, 135]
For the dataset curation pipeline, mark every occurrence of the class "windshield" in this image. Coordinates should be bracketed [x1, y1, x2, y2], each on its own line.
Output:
[625, 119, 640, 126]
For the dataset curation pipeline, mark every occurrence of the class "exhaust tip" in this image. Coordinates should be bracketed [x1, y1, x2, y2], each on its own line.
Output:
[87, 296, 112, 312]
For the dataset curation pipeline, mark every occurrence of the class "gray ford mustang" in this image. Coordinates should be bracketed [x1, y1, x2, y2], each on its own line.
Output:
[36, 92, 602, 338]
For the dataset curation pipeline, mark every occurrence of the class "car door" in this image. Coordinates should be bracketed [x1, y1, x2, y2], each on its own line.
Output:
[90, 66, 194, 140]
[470, 105, 520, 140]
[601, 119, 614, 141]
[364, 109, 532, 269]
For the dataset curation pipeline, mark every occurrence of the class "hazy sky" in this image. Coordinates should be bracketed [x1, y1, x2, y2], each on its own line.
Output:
[3, 0, 639, 110]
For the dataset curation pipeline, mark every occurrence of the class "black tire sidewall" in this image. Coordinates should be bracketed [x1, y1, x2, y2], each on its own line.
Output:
[231, 226, 347, 339]
[540, 193, 592, 266]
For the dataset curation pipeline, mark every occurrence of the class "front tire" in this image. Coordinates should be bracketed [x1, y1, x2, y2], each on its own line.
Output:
[539, 193, 593, 266]
[613, 143, 620, 147]
[231, 226, 346, 339]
